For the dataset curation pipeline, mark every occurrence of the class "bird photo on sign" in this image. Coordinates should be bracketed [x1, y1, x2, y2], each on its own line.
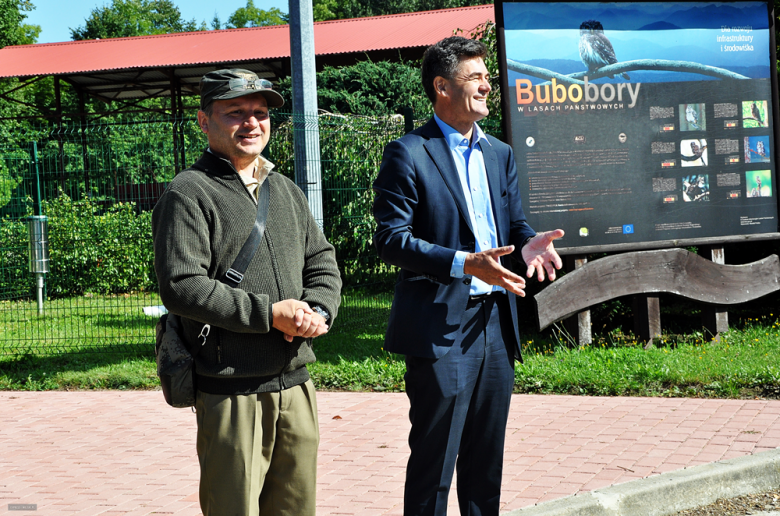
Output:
[579, 20, 630, 80]
[744, 135, 771, 163]
[680, 103, 706, 131]
[746, 170, 772, 198]
[742, 100, 768, 128]
[681, 174, 710, 202]
[681, 138, 708, 167]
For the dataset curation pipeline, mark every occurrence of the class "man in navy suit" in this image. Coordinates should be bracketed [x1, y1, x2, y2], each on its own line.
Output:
[373, 36, 564, 516]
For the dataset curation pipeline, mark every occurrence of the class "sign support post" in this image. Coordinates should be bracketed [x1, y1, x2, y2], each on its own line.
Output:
[563, 255, 592, 346]
[702, 246, 729, 340]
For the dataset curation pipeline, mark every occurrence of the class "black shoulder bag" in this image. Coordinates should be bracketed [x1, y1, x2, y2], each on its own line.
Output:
[155, 181, 270, 408]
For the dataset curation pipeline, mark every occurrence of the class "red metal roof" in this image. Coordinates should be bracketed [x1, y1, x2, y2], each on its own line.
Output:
[0, 5, 495, 78]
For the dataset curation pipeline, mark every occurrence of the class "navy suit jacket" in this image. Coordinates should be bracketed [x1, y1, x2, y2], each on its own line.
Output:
[373, 118, 536, 361]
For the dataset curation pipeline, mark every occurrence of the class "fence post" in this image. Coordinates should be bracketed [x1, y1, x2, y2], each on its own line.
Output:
[289, 0, 324, 229]
[29, 141, 46, 315]
[403, 107, 414, 134]
[30, 141, 42, 216]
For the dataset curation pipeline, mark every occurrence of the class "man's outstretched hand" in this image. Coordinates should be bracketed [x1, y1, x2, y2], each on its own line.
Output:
[462, 230, 564, 297]
[464, 246, 528, 297]
[521, 229, 565, 282]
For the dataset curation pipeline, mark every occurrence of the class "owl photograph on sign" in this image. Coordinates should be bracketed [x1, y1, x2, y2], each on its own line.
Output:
[742, 100, 769, 128]
[746, 170, 772, 197]
[682, 174, 709, 202]
[681, 139, 708, 167]
[744, 135, 771, 163]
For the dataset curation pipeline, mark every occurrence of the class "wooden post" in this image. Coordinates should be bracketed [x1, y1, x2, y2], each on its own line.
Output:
[702, 246, 729, 341]
[634, 293, 661, 347]
[563, 255, 591, 346]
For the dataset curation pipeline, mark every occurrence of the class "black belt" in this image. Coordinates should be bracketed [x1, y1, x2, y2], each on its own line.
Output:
[468, 290, 505, 302]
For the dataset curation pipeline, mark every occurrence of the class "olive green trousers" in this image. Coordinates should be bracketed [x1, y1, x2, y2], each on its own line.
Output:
[195, 380, 319, 516]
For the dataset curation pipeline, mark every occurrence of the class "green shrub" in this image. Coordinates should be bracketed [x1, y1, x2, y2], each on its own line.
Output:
[44, 193, 156, 296]
[0, 193, 156, 298]
[0, 215, 30, 299]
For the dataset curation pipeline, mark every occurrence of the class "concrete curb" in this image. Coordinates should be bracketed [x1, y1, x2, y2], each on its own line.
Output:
[503, 448, 780, 516]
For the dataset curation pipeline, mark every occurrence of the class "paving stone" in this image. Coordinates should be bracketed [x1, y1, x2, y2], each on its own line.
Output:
[0, 392, 778, 515]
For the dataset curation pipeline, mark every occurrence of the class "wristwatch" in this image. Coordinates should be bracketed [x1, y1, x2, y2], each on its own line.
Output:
[311, 305, 330, 322]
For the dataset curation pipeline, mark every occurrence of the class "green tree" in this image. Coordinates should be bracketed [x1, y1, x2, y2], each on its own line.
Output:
[312, 0, 337, 21]
[278, 59, 430, 117]
[226, 0, 286, 28]
[777, 0, 780, 72]
[0, 0, 41, 209]
[70, 0, 205, 40]
[0, 0, 40, 48]
[211, 11, 222, 30]
[329, 0, 491, 19]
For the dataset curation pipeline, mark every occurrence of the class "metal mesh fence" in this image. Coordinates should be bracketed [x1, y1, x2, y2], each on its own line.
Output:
[0, 112, 413, 355]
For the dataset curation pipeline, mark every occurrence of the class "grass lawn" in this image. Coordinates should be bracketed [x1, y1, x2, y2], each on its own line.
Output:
[0, 293, 778, 398]
[0, 292, 162, 353]
[0, 292, 162, 390]
[516, 320, 780, 398]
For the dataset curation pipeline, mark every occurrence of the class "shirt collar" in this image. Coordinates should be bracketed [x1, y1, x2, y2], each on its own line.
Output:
[433, 113, 490, 151]
[206, 147, 275, 186]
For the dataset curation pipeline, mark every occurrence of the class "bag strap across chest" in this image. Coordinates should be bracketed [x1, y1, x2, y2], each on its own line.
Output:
[223, 180, 270, 288]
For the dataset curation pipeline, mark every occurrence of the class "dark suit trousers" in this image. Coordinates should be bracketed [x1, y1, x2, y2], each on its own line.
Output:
[403, 294, 515, 516]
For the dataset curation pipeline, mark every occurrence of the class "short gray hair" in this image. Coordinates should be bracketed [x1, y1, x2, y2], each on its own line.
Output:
[421, 36, 487, 105]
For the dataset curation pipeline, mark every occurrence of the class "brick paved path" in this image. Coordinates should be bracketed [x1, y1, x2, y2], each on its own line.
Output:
[1, 391, 778, 515]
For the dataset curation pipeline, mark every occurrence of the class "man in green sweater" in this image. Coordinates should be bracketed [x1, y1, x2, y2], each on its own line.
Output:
[152, 69, 342, 516]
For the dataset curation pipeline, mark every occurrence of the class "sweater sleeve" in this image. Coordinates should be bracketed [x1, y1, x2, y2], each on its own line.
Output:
[152, 189, 273, 334]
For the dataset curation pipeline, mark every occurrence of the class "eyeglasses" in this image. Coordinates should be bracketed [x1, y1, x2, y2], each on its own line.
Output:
[228, 78, 274, 92]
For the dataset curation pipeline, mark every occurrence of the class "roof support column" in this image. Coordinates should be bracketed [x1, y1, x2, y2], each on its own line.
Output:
[77, 87, 89, 192]
[54, 77, 66, 194]
[176, 80, 185, 168]
[289, 0, 323, 228]
[170, 76, 180, 174]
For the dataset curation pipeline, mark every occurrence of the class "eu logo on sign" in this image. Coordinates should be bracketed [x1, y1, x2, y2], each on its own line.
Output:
[623, 224, 634, 234]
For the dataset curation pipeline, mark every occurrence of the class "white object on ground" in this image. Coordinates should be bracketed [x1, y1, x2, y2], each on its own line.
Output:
[143, 305, 168, 316]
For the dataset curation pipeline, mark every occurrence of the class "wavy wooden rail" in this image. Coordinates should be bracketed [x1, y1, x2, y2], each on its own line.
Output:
[535, 249, 780, 330]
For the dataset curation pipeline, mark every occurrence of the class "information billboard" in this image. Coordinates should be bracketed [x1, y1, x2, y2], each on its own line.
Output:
[496, 0, 780, 254]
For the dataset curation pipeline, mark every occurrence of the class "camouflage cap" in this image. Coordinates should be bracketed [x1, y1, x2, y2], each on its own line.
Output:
[199, 68, 284, 111]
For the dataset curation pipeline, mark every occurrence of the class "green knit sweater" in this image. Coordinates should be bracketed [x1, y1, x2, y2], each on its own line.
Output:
[152, 151, 342, 394]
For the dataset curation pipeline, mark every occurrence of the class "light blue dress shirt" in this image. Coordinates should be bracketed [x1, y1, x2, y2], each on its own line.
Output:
[434, 114, 502, 296]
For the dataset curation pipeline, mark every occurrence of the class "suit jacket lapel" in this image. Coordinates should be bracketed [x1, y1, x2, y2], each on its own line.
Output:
[480, 138, 505, 245]
[421, 119, 475, 236]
